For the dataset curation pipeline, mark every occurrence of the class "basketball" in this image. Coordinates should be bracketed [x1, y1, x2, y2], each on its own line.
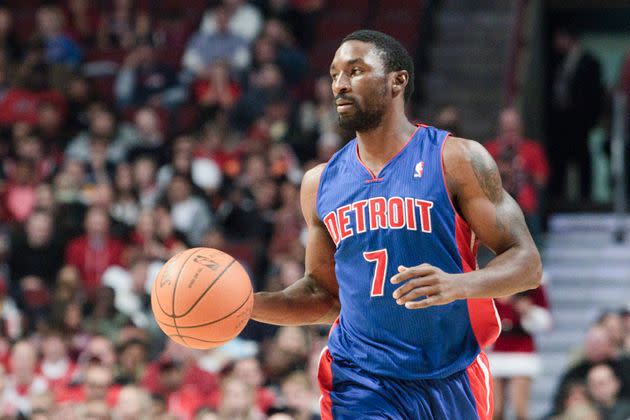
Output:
[151, 247, 254, 349]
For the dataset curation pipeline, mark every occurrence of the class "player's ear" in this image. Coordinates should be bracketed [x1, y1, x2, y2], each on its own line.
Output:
[392, 71, 408, 97]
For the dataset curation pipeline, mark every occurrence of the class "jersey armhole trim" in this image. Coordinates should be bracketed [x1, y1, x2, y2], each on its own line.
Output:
[440, 133, 464, 220]
[315, 161, 332, 222]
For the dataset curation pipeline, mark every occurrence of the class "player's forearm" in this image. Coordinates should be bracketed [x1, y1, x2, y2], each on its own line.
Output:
[251, 276, 340, 326]
[460, 243, 542, 299]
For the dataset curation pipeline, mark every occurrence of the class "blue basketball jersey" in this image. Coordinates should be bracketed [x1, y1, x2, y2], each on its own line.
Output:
[316, 125, 501, 380]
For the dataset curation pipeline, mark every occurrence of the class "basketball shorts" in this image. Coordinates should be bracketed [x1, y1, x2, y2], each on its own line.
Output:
[318, 348, 493, 419]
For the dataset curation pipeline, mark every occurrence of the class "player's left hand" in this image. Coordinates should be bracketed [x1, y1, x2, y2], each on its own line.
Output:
[390, 264, 465, 309]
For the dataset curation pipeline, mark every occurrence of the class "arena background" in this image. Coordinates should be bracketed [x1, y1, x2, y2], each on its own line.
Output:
[0, 0, 628, 419]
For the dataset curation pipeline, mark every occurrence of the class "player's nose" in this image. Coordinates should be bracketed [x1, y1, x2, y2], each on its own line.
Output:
[332, 72, 351, 95]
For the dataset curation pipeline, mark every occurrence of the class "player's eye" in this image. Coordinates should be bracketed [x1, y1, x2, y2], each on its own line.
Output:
[351, 67, 362, 76]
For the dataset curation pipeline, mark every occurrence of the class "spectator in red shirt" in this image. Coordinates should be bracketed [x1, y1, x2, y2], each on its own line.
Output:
[3, 159, 38, 223]
[65, 206, 125, 299]
[484, 107, 549, 242]
[78, 363, 119, 406]
[0, 41, 66, 126]
[193, 60, 241, 121]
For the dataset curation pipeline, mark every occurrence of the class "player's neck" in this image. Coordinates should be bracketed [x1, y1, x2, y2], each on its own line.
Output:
[355, 111, 417, 175]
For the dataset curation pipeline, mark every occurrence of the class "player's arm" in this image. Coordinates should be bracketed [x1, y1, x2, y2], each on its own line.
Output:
[251, 164, 340, 325]
[391, 137, 542, 309]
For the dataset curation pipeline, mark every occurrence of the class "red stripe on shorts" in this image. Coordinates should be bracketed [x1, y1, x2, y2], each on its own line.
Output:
[318, 346, 333, 420]
[466, 352, 494, 420]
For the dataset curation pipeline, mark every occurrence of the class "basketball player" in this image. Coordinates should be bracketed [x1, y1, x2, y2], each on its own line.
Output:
[252, 30, 542, 419]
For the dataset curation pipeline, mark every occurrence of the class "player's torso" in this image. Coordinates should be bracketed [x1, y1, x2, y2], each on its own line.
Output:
[317, 125, 497, 379]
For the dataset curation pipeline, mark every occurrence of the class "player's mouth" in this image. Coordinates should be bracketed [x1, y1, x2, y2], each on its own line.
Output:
[336, 101, 354, 112]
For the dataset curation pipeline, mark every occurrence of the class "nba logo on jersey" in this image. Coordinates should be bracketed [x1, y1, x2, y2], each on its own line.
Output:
[414, 161, 425, 178]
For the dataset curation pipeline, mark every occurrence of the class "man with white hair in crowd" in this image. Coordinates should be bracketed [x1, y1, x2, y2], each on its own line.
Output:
[2, 340, 48, 416]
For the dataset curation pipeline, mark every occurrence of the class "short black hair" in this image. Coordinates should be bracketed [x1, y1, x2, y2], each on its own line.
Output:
[342, 30, 415, 102]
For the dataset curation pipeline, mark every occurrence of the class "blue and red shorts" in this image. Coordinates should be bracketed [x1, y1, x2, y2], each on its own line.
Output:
[318, 348, 493, 419]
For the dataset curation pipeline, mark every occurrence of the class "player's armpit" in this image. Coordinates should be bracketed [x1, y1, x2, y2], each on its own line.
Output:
[443, 137, 542, 298]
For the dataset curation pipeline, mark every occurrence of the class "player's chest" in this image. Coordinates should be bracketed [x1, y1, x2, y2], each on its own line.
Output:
[318, 176, 446, 247]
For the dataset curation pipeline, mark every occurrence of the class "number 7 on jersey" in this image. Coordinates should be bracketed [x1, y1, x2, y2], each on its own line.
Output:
[363, 249, 388, 297]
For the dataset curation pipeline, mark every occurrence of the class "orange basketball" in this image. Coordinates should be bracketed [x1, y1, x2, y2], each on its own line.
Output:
[151, 247, 254, 349]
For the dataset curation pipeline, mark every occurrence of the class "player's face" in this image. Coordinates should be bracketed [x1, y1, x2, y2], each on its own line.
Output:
[330, 41, 390, 132]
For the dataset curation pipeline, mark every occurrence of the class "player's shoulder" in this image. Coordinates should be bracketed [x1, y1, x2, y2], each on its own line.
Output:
[302, 163, 327, 192]
[443, 136, 490, 167]
[307, 138, 356, 184]
[443, 136, 499, 195]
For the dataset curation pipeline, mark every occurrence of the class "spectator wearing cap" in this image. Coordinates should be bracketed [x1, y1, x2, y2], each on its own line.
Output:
[65, 206, 125, 299]
[587, 363, 630, 420]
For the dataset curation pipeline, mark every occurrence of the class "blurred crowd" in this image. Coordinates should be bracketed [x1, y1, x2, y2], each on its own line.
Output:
[547, 309, 630, 420]
[0, 0, 337, 418]
[0, 0, 625, 419]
